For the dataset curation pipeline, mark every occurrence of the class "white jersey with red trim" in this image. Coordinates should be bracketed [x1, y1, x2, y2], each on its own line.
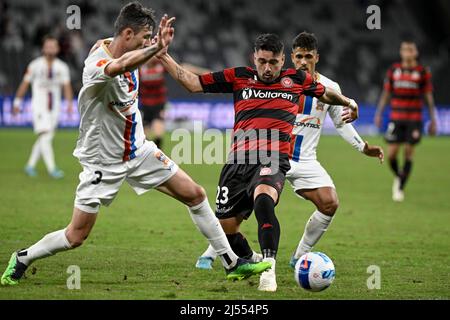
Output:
[25, 56, 70, 115]
[289, 73, 365, 162]
[73, 39, 149, 164]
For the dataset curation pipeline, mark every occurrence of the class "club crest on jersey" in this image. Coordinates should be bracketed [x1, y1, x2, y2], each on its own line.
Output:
[155, 151, 174, 169]
[280, 76, 293, 88]
[393, 68, 402, 80]
[411, 71, 420, 80]
[316, 101, 325, 111]
[260, 167, 272, 176]
[96, 59, 108, 67]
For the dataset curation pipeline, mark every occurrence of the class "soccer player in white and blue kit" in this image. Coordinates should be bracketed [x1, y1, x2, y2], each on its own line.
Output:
[12, 35, 73, 178]
[286, 32, 384, 267]
[1, 2, 270, 286]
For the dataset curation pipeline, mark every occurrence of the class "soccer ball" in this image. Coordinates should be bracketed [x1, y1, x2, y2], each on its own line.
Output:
[294, 252, 335, 292]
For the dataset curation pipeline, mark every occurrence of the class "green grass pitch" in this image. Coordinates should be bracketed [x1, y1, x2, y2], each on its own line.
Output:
[0, 128, 449, 299]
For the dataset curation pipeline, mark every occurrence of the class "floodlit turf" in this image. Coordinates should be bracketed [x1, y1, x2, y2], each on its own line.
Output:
[0, 128, 449, 299]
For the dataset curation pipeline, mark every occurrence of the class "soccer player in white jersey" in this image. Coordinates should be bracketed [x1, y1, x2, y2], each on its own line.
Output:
[12, 35, 73, 179]
[285, 32, 383, 267]
[195, 32, 384, 284]
[1, 2, 270, 286]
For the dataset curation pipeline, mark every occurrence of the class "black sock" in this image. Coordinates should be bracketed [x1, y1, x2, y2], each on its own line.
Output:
[154, 137, 162, 149]
[389, 158, 400, 177]
[226, 233, 253, 260]
[400, 160, 412, 190]
[254, 194, 280, 259]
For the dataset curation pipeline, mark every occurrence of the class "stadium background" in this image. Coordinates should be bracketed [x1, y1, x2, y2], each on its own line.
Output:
[0, 0, 449, 133]
[0, 0, 449, 301]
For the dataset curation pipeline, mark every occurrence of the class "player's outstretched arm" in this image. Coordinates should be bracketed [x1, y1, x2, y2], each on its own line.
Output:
[374, 89, 390, 128]
[158, 53, 203, 93]
[424, 92, 437, 136]
[319, 87, 358, 123]
[105, 14, 175, 78]
[12, 79, 30, 115]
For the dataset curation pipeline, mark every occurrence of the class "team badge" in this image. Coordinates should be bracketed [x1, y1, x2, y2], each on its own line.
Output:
[260, 167, 272, 176]
[155, 151, 174, 169]
[281, 77, 293, 88]
[411, 71, 420, 80]
[316, 101, 325, 111]
[96, 59, 108, 67]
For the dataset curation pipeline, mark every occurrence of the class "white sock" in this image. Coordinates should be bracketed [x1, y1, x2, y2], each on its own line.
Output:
[17, 229, 72, 266]
[27, 136, 42, 168]
[188, 198, 238, 269]
[40, 131, 56, 173]
[262, 257, 276, 272]
[201, 244, 218, 260]
[294, 210, 333, 259]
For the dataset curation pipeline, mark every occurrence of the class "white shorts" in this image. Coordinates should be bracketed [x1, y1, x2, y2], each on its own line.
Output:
[74, 141, 179, 213]
[32, 110, 58, 134]
[286, 159, 335, 195]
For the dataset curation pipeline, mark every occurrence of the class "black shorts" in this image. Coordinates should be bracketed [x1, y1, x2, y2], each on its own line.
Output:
[141, 104, 165, 125]
[215, 156, 291, 220]
[384, 120, 423, 145]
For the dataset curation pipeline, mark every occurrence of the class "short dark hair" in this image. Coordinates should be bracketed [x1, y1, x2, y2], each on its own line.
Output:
[42, 34, 58, 45]
[292, 32, 318, 51]
[114, 2, 156, 36]
[254, 33, 284, 55]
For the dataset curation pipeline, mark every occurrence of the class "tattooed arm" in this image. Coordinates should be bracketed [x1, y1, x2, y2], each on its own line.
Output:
[158, 53, 204, 93]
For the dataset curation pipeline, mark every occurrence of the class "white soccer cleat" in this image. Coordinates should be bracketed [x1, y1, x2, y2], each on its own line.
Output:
[251, 251, 263, 263]
[392, 177, 404, 202]
[258, 258, 277, 292]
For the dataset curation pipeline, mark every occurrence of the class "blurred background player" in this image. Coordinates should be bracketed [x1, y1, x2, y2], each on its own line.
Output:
[374, 40, 437, 202]
[12, 35, 73, 178]
[139, 57, 167, 149]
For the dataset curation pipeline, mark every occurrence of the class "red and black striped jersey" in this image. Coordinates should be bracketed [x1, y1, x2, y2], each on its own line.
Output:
[199, 67, 325, 157]
[384, 62, 432, 122]
[139, 61, 167, 107]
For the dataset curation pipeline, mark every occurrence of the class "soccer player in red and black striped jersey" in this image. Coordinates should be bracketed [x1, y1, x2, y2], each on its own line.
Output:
[139, 57, 167, 149]
[159, 33, 358, 292]
[375, 40, 437, 202]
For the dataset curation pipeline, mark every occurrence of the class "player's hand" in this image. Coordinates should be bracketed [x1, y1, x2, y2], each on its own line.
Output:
[374, 113, 382, 128]
[156, 14, 175, 51]
[363, 141, 384, 164]
[342, 99, 358, 123]
[428, 119, 437, 136]
[67, 101, 74, 119]
[12, 105, 20, 116]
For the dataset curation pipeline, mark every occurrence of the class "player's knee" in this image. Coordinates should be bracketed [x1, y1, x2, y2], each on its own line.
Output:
[185, 184, 206, 207]
[319, 198, 339, 216]
[66, 229, 90, 248]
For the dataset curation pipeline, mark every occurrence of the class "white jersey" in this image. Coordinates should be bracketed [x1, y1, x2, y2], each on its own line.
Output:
[24, 56, 70, 115]
[73, 39, 149, 165]
[289, 73, 365, 162]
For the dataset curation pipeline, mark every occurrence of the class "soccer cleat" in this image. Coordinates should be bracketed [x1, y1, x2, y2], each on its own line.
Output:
[289, 256, 298, 269]
[195, 256, 214, 270]
[24, 166, 37, 177]
[226, 258, 272, 281]
[258, 258, 277, 292]
[49, 168, 64, 179]
[1, 252, 28, 286]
